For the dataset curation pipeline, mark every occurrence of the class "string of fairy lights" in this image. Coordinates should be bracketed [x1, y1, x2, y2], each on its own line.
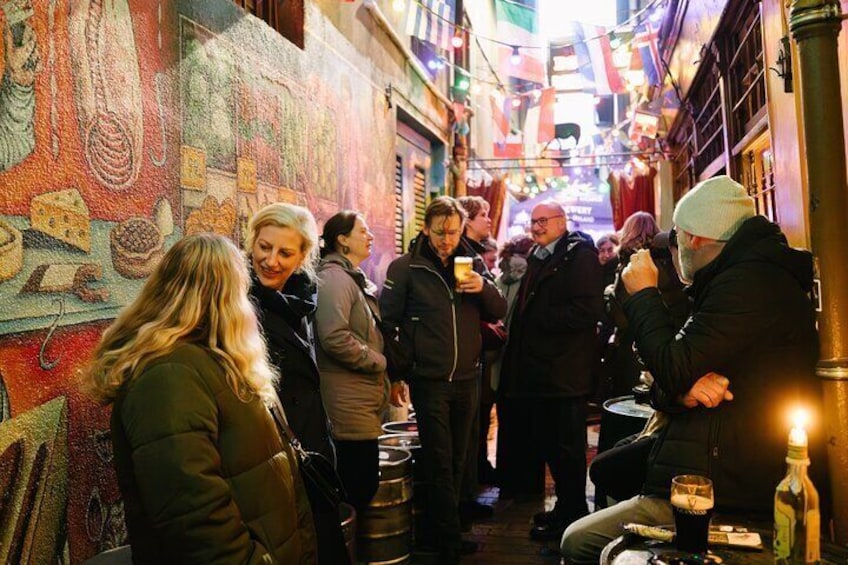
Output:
[388, 0, 669, 101]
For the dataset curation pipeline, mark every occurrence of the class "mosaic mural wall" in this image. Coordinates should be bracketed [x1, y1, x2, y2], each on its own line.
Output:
[0, 0, 425, 561]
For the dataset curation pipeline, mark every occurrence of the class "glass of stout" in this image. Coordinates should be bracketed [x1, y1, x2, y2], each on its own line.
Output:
[670, 474, 714, 553]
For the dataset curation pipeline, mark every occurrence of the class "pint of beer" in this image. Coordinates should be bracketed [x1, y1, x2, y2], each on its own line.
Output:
[671, 475, 714, 553]
[454, 256, 473, 291]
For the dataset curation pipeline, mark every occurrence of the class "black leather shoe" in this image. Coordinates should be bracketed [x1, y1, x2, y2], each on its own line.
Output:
[529, 521, 567, 541]
[459, 500, 495, 521]
[533, 509, 560, 526]
[458, 539, 479, 555]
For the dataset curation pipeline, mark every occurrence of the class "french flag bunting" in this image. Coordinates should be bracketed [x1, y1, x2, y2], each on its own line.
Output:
[406, 0, 452, 51]
[523, 87, 556, 154]
[490, 93, 512, 139]
[634, 23, 662, 85]
[490, 94, 522, 157]
[570, 22, 625, 95]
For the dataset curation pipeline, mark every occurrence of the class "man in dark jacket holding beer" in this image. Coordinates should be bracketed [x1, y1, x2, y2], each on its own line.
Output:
[380, 196, 507, 563]
[561, 176, 823, 563]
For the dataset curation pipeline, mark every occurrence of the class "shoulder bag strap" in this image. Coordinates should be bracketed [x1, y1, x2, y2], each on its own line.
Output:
[268, 396, 308, 458]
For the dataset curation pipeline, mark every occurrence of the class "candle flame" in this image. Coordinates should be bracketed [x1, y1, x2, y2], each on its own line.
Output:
[791, 407, 810, 431]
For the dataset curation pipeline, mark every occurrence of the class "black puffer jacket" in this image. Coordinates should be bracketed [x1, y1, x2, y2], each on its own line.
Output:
[624, 216, 822, 513]
[380, 234, 507, 382]
[250, 273, 334, 463]
[500, 232, 605, 398]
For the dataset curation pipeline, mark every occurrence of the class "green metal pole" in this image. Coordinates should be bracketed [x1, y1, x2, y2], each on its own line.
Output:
[789, 0, 848, 544]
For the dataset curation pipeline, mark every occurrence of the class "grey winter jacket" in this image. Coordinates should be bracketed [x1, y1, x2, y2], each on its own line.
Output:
[315, 253, 389, 440]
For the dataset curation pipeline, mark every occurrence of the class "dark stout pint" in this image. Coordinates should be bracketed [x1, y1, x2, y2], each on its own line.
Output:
[671, 492, 714, 553]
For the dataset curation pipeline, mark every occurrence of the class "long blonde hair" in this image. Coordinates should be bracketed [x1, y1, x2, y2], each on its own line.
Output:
[244, 203, 319, 281]
[83, 233, 278, 405]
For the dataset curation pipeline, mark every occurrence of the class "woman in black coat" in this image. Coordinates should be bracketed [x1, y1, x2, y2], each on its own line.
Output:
[245, 203, 335, 462]
[245, 203, 334, 462]
[603, 213, 688, 399]
[245, 203, 350, 564]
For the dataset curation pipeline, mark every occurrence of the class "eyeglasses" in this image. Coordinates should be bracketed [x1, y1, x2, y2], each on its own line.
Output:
[429, 228, 461, 238]
[669, 227, 678, 248]
[530, 215, 564, 227]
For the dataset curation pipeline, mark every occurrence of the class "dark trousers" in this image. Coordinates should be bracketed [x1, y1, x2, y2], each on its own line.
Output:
[590, 432, 655, 508]
[335, 438, 379, 515]
[477, 399, 496, 480]
[496, 397, 545, 496]
[528, 397, 589, 520]
[409, 378, 478, 549]
[460, 375, 481, 501]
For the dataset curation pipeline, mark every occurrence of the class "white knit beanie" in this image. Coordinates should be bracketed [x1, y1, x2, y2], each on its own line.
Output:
[672, 176, 756, 241]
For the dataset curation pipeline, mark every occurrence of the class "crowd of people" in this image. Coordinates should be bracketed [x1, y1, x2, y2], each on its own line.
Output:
[80, 174, 827, 564]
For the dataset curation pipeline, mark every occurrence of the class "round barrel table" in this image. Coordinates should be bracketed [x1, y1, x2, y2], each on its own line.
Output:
[601, 524, 848, 564]
[597, 395, 655, 454]
[382, 420, 419, 436]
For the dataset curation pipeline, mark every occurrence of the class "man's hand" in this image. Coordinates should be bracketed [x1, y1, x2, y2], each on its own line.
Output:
[621, 249, 659, 295]
[389, 381, 409, 407]
[680, 372, 733, 409]
[457, 270, 484, 294]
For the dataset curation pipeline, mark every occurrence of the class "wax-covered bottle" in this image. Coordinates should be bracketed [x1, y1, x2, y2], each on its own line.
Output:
[774, 418, 820, 564]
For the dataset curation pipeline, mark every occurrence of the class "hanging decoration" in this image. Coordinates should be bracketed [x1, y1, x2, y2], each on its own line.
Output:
[493, 0, 546, 84]
[405, 0, 452, 50]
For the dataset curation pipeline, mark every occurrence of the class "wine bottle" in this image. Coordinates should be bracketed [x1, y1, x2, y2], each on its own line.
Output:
[774, 421, 820, 564]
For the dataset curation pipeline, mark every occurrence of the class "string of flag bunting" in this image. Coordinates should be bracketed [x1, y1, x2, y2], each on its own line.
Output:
[394, 0, 666, 94]
[351, 0, 674, 163]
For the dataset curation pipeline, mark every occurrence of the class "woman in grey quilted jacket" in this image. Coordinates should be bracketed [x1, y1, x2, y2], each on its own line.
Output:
[315, 211, 389, 514]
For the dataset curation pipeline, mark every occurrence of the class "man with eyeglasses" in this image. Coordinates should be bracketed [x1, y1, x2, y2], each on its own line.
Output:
[380, 196, 506, 563]
[561, 176, 825, 563]
[498, 200, 604, 541]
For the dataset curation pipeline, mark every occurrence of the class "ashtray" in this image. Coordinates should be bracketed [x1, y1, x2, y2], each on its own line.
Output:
[648, 552, 723, 565]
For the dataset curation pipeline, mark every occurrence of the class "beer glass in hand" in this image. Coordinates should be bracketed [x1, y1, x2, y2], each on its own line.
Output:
[671, 475, 714, 553]
[454, 256, 473, 292]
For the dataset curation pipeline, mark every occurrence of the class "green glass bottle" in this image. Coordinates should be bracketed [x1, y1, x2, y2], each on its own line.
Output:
[773, 425, 820, 564]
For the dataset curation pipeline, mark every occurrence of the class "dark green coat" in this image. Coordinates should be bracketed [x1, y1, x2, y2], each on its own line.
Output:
[111, 343, 317, 564]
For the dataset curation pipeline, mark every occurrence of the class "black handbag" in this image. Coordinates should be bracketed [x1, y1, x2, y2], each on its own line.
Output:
[269, 401, 347, 513]
[269, 401, 351, 564]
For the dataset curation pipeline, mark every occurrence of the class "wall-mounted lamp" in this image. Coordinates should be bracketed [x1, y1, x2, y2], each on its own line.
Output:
[385, 83, 393, 109]
[769, 35, 793, 93]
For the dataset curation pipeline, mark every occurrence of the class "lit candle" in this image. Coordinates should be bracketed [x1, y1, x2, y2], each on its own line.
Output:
[788, 408, 810, 447]
[789, 426, 808, 447]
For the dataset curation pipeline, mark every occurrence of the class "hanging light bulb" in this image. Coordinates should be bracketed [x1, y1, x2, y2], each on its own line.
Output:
[427, 59, 438, 70]
[470, 83, 483, 95]
[392, 0, 405, 12]
[510, 46, 522, 66]
[451, 32, 464, 49]
[511, 96, 522, 108]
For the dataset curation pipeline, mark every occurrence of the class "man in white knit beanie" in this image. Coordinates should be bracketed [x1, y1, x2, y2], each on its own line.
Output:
[560, 175, 824, 564]
[670, 175, 756, 282]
